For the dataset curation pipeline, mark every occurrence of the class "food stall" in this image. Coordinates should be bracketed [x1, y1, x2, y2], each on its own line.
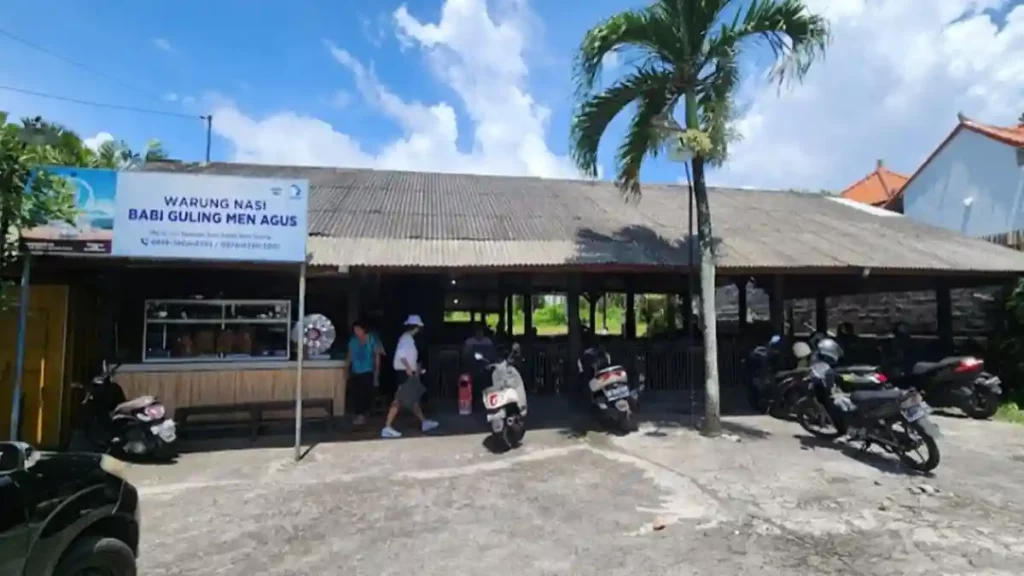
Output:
[115, 297, 346, 422]
[12, 166, 341, 452]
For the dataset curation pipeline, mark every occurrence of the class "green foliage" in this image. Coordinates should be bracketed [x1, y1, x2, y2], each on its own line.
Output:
[569, 0, 830, 198]
[0, 113, 170, 308]
[994, 279, 1024, 404]
[996, 402, 1024, 426]
[533, 303, 567, 326]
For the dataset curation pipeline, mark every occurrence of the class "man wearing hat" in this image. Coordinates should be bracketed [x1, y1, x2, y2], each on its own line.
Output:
[381, 314, 440, 438]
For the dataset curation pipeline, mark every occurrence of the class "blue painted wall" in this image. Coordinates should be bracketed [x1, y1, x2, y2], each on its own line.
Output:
[901, 128, 1024, 237]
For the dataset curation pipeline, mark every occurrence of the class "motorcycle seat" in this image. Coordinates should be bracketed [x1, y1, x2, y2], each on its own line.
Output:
[837, 365, 880, 374]
[850, 389, 904, 406]
[113, 396, 156, 414]
[912, 357, 962, 375]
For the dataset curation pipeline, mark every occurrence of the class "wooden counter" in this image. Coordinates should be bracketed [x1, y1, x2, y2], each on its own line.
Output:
[117, 360, 348, 420]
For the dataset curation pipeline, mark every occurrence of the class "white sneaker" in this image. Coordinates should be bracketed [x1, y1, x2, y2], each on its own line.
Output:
[381, 426, 402, 438]
[421, 419, 439, 433]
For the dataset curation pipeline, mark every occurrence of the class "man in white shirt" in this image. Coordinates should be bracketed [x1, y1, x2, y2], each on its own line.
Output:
[382, 314, 440, 438]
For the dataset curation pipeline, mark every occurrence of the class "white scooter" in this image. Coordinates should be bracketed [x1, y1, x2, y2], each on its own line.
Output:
[475, 344, 528, 451]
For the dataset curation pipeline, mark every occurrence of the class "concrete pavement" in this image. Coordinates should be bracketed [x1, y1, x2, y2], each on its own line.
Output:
[127, 413, 1024, 575]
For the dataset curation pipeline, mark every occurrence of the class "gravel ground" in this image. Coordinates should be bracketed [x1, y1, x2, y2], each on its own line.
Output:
[126, 413, 1024, 575]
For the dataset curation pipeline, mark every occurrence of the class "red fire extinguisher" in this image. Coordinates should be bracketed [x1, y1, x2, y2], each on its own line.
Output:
[458, 374, 473, 415]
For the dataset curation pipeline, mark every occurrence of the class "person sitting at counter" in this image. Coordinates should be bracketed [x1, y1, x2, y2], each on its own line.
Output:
[381, 314, 439, 439]
[347, 318, 382, 427]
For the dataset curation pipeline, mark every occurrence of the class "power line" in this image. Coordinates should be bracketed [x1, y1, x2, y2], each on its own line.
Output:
[0, 27, 169, 103]
[0, 84, 204, 120]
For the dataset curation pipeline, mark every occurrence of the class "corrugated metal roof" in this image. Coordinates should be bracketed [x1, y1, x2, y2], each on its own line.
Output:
[144, 162, 1024, 272]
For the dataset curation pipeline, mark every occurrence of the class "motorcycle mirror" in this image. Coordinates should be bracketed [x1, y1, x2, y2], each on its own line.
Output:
[769, 335, 781, 345]
[473, 352, 484, 361]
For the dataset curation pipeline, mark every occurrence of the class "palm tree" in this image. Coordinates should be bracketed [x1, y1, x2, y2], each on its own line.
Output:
[570, 0, 829, 436]
[96, 138, 169, 169]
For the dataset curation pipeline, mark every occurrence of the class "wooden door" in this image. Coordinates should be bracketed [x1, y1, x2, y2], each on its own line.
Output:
[0, 285, 69, 448]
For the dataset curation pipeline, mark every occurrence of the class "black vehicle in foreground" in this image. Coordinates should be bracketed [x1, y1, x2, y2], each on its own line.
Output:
[1, 441, 140, 576]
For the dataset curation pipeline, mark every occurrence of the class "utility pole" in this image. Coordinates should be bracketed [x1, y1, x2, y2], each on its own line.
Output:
[203, 115, 213, 162]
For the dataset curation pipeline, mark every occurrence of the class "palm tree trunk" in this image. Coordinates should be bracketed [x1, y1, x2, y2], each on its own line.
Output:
[691, 155, 721, 436]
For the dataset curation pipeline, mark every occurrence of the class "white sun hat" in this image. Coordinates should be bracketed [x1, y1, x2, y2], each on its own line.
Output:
[404, 314, 425, 327]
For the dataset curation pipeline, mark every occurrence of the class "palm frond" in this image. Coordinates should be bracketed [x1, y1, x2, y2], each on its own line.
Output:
[614, 85, 675, 200]
[572, 7, 681, 98]
[696, 45, 741, 165]
[730, 0, 831, 87]
[570, 67, 674, 178]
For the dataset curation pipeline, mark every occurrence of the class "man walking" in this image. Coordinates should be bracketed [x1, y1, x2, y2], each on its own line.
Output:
[381, 314, 439, 438]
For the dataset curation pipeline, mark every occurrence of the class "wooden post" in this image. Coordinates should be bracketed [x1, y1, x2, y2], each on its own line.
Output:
[815, 290, 828, 335]
[625, 282, 636, 340]
[736, 279, 747, 335]
[506, 294, 515, 337]
[523, 290, 534, 339]
[347, 274, 361, 329]
[588, 293, 597, 333]
[567, 278, 582, 389]
[936, 280, 953, 356]
[769, 275, 785, 336]
[665, 293, 677, 336]
[681, 287, 693, 339]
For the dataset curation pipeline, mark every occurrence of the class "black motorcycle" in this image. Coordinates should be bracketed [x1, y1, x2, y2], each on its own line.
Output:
[69, 361, 178, 461]
[578, 346, 644, 432]
[883, 356, 1002, 420]
[747, 335, 883, 419]
[798, 362, 941, 473]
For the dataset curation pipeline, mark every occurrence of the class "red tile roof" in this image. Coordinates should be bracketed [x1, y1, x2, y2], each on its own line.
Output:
[960, 117, 1024, 147]
[839, 160, 909, 206]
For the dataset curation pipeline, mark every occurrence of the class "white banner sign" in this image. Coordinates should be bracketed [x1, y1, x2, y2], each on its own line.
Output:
[109, 171, 309, 262]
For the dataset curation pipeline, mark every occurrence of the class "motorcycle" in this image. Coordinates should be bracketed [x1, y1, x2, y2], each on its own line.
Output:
[70, 360, 178, 461]
[798, 361, 941, 473]
[884, 356, 1002, 420]
[746, 334, 883, 418]
[475, 344, 528, 451]
[578, 346, 644, 432]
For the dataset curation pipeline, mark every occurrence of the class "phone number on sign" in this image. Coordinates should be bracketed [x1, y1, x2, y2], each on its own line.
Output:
[218, 240, 281, 251]
[142, 238, 281, 251]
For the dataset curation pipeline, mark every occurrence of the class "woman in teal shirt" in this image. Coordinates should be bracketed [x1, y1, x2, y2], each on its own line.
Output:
[347, 318, 382, 426]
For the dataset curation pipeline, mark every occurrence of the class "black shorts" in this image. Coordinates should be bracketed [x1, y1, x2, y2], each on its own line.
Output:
[348, 372, 375, 416]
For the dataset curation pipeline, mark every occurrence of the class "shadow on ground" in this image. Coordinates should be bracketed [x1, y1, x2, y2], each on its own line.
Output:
[168, 398, 718, 459]
[795, 433, 934, 478]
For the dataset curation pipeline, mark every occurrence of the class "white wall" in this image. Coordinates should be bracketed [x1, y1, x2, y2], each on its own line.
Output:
[901, 128, 1024, 237]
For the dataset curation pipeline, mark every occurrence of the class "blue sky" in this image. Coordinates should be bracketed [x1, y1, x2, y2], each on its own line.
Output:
[2, 1, 1023, 192]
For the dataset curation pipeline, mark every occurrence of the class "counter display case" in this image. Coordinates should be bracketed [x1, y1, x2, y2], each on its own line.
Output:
[142, 299, 292, 363]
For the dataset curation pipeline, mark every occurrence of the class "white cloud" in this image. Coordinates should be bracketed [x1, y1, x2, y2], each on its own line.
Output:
[329, 90, 352, 109]
[83, 132, 114, 152]
[153, 37, 174, 53]
[715, 0, 1024, 191]
[162, 93, 179, 102]
[210, 0, 579, 179]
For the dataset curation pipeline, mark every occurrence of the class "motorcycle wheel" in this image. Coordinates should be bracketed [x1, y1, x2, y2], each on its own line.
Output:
[965, 386, 1000, 420]
[796, 397, 842, 440]
[619, 411, 638, 433]
[503, 420, 525, 449]
[747, 382, 771, 414]
[896, 419, 940, 473]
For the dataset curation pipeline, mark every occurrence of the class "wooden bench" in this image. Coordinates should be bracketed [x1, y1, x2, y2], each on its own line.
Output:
[176, 399, 335, 440]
